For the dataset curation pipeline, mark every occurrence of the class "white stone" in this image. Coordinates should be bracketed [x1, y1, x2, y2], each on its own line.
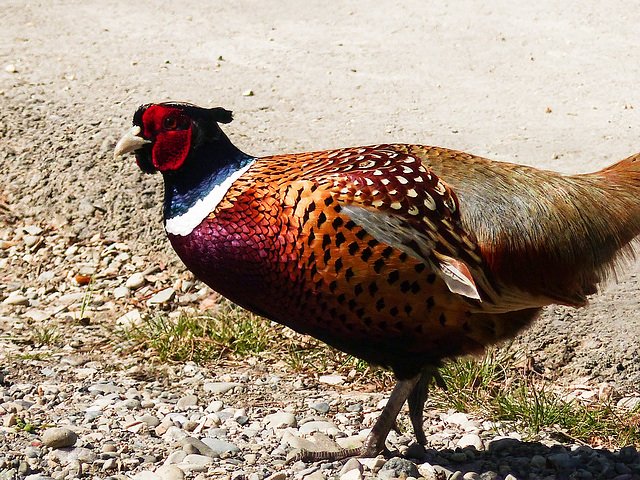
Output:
[3, 293, 29, 306]
[147, 287, 175, 305]
[359, 457, 386, 471]
[132, 472, 162, 480]
[319, 374, 346, 385]
[445, 412, 469, 426]
[341, 469, 363, 480]
[456, 433, 484, 450]
[298, 420, 339, 436]
[265, 412, 297, 429]
[113, 286, 130, 299]
[117, 309, 142, 328]
[126, 272, 146, 289]
[203, 382, 239, 395]
[155, 465, 185, 480]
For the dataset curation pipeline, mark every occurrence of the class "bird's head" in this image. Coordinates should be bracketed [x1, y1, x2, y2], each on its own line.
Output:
[114, 102, 233, 173]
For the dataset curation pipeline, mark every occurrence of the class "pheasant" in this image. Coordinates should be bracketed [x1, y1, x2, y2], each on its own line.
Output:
[115, 102, 640, 459]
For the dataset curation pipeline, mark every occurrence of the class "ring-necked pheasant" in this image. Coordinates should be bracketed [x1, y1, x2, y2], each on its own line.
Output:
[115, 102, 640, 459]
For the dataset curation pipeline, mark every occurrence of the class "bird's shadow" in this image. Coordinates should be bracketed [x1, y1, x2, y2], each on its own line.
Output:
[394, 438, 638, 480]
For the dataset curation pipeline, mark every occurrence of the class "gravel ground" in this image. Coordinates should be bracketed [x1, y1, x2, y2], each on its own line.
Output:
[2, 1, 640, 479]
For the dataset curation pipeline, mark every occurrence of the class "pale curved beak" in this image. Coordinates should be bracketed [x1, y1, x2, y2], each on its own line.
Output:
[114, 125, 151, 159]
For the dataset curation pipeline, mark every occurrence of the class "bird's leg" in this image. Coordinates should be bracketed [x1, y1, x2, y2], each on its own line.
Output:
[289, 373, 421, 463]
[407, 372, 431, 445]
[360, 373, 421, 455]
[407, 367, 446, 445]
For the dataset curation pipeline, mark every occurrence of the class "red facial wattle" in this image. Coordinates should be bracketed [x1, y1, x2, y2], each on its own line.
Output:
[141, 105, 193, 172]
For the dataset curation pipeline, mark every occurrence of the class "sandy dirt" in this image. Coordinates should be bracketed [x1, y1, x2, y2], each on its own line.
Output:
[2, 0, 640, 394]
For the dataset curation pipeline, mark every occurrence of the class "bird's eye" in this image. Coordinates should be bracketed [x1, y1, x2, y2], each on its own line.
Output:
[163, 116, 179, 130]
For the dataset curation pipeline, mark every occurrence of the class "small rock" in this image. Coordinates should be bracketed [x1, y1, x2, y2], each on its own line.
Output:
[126, 272, 146, 289]
[377, 457, 419, 480]
[265, 412, 297, 429]
[24, 446, 41, 458]
[548, 452, 577, 469]
[311, 402, 330, 414]
[177, 453, 214, 472]
[318, 374, 345, 385]
[165, 450, 187, 465]
[456, 433, 484, 450]
[617, 397, 640, 410]
[359, 457, 386, 471]
[41, 427, 77, 448]
[179, 436, 218, 458]
[201, 437, 240, 455]
[530, 455, 546, 469]
[5, 64, 17, 73]
[88, 382, 124, 395]
[176, 394, 198, 410]
[446, 412, 469, 426]
[103, 458, 117, 471]
[242, 89, 254, 96]
[48, 446, 96, 465]
[418, 462, 439, 480]
[138, 414, 161, 427]
[132, 472, 162, 480]
[340, 469, 363, 480]
[264, 473, 287, 480]
[163, 425, 188, 443]
[155, 464, 185, 480]
[203, 382, 240, 395]
[117, 309, 143, 328]
[3, 413, 17, 427]
[340, 458, 363, 476]
[113, 286, 130, 299]
[486, 437, 521, 453]
[23, 235, 40, 247]
[147, 287, 175, 305]
[3, 293, 29, 306]
[298, 420, 339, 436]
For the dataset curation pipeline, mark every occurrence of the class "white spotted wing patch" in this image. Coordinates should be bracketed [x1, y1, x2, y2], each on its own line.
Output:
[297, 144, 491, 302]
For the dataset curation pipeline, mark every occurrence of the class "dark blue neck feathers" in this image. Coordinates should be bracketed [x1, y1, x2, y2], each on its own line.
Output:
[162, 134, 254, 219]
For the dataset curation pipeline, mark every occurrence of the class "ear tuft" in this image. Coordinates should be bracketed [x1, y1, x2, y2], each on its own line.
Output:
[210, 107, 233, 124]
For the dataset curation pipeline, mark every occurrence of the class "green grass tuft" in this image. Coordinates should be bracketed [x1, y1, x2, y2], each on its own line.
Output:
[122, 301, 276, 363]
[431, 345, 640, 448]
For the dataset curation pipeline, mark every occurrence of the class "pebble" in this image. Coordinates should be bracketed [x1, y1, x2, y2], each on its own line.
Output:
[126, 272, 146, 289]
[265, 412, 297, 429]
[203, 382, 239, 394]
[155, 465, 185, 480]
[41, 427, 77, 448]
[298, 420, 339, 435]
[456, 433, 484, 450]
[147, 287, 176, 305]
[340, 469, 363, 480]
[378, 457, 419, 480]
[318, 374, 345, 385]
[176, 394, 198, 409]
[310, 401, 330, 414]
[179, 436, 218, 458]
[3, 293, 29, 306]
[113, 286, 130, 299]
[201, 437, 240, 455]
